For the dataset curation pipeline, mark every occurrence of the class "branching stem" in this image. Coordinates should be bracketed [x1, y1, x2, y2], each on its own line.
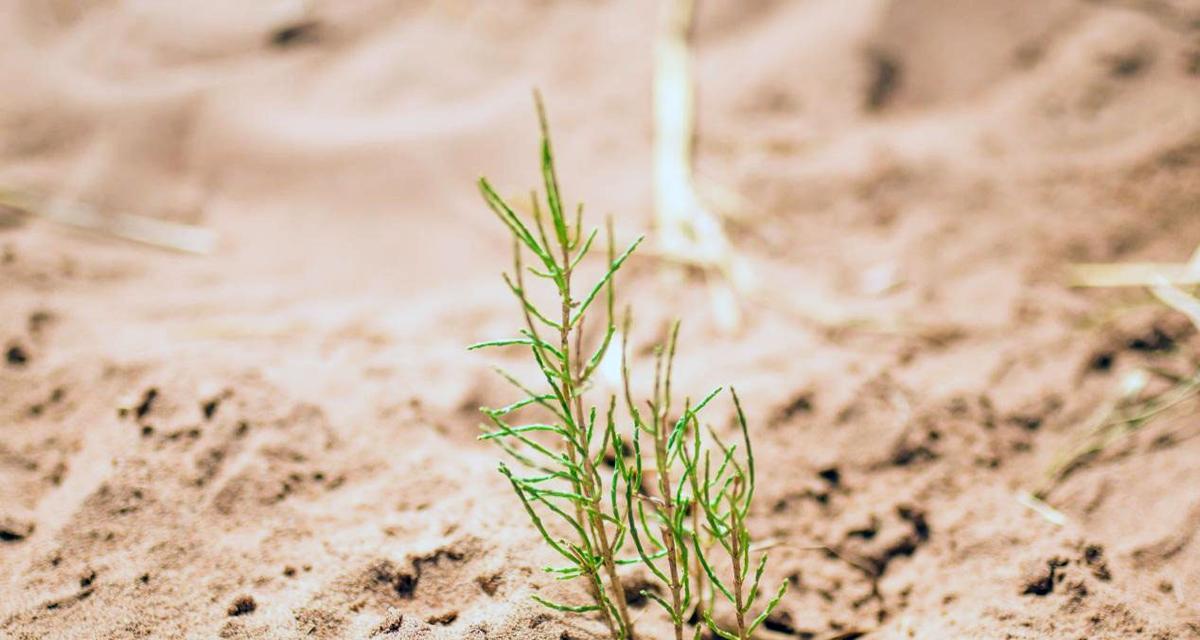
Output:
[473, 94, 785, 640]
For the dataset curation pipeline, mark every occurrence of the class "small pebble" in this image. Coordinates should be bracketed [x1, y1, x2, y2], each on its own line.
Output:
[227, 594, 256, 616]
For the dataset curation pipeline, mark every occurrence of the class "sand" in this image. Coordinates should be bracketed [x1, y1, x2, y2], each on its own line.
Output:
[2, 1, 1199, 638]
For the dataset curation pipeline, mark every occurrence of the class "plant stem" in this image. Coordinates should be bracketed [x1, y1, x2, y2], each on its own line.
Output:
[655, 432, 685, 640]
[691, 497, 705, 624]
[559, 225, 635, 638]
[511, 224, 615, 634]
[729, 483, 747, 640]
[653, 324, 686, 640]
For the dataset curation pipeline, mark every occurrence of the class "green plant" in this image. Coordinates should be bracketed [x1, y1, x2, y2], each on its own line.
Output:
[471, 94, 785, 640]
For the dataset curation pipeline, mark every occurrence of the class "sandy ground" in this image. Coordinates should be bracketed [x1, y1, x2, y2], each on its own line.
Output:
[2, 1, 1200, 638]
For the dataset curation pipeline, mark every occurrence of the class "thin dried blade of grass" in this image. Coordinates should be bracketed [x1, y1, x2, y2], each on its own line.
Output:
[0, 191, 216, 255]
[1016, 491, 1067, 526]
[1036, 369, 1200, 499]
[1150, 276, 1200, 331]
[1067, 262, 1200, 287]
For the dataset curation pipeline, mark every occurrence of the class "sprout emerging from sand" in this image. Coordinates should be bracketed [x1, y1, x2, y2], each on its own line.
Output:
[470, 94, 786, 640]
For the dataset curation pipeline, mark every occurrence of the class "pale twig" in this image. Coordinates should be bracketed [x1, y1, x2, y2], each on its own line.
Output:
[0, 190, 216, 255]
[1068, 262, 1200, 287]
[1016, 491, 1067, 527]
[1150, 276, 1200, 331]
[653, 0, 750, 332]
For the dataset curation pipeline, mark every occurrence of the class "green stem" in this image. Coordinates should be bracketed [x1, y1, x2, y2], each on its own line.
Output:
[558, 216, 634, 639]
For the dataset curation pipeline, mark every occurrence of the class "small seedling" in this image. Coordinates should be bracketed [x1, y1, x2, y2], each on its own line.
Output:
[471, 94, 785, 640]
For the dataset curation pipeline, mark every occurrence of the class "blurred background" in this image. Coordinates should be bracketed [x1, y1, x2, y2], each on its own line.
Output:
[3, 0, 1196, 289]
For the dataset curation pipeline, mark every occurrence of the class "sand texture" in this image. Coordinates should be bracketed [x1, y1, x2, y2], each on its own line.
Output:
[2, 1, 1200, 638]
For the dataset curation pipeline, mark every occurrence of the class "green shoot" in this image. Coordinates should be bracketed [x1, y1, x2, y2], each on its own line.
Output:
[684, 390, 788, 639]
[473, 93, 784, 640]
